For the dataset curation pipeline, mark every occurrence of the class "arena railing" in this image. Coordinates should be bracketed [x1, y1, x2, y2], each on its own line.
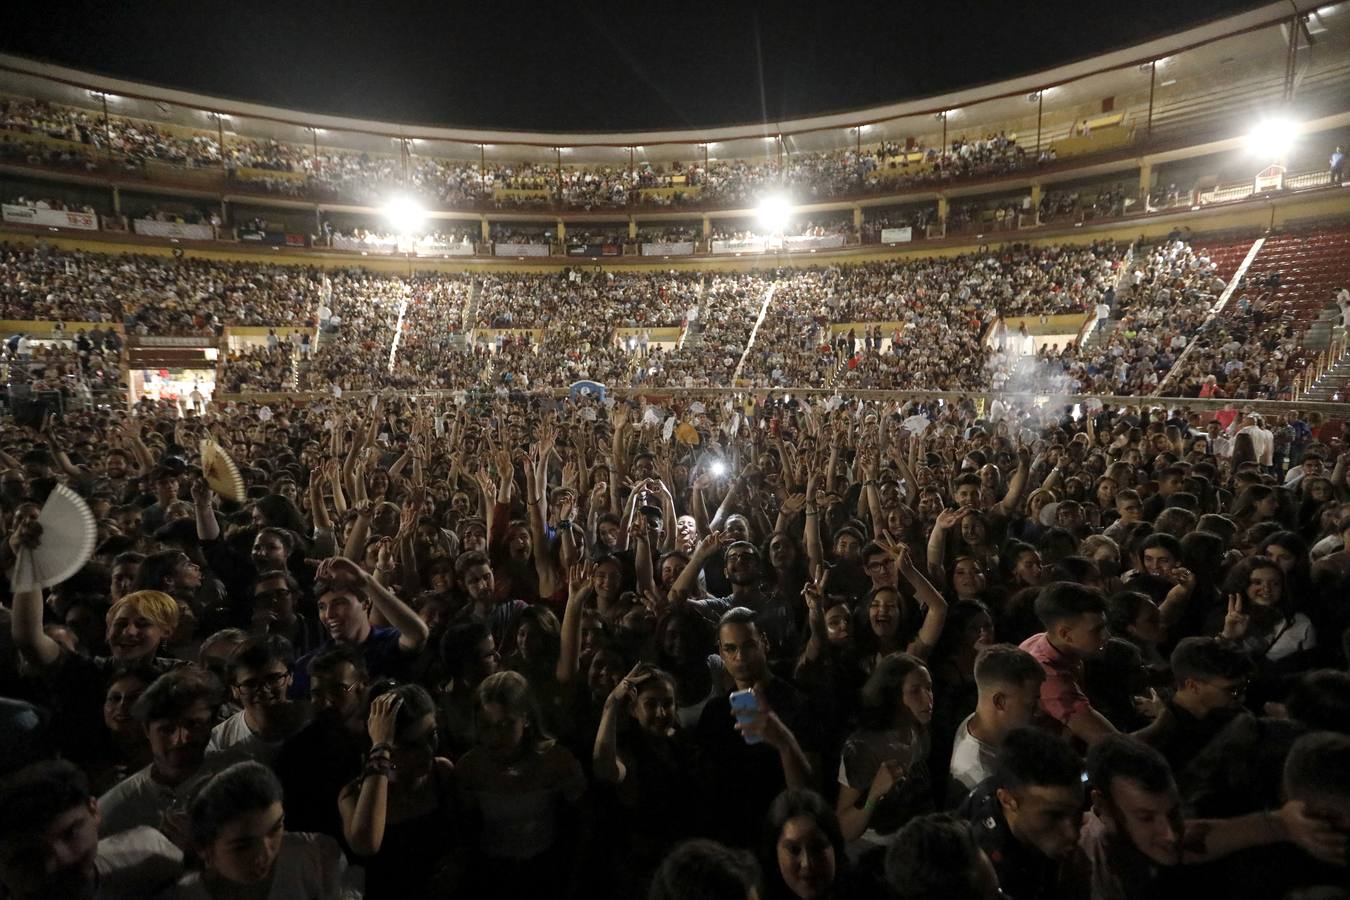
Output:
[208, 388, 1350, 417]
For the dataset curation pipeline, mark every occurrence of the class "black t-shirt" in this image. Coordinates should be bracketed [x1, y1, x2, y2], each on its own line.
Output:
[693, 677, 817, 847]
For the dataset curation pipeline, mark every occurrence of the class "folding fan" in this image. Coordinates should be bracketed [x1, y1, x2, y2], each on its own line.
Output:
[9, 483, 97, 593]
[200, 439, 246, 502]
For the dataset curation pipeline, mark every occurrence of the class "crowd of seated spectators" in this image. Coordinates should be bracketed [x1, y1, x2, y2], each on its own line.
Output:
[0, 96, 1105, 214]
[0, 243, 320, 334]
[217, 343, 294, 393]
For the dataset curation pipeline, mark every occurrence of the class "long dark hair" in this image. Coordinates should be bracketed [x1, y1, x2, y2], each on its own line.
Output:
[858, 652, 928, 732]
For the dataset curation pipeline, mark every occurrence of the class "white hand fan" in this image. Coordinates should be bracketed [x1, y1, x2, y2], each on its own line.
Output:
[9, 484, 96, 593]
[200, 440, 246, 503]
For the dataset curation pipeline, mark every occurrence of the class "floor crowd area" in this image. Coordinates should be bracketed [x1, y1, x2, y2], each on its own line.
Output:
[1, 381, 1349, 899]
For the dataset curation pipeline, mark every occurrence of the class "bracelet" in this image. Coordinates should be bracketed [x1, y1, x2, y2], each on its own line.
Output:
[369, 743, 393, 756]
[363, 760, 392, 779]
[863, 796, 878, 812]
[805, 506, 818, 515]
[862, 479, 877, 486]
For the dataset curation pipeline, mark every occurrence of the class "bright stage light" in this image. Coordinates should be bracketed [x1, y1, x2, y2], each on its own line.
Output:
[756, 195, 792, 233]
[710, 460, 728, 478]
[1246, 117, 1299, 159]
[383, 197, 426, 235]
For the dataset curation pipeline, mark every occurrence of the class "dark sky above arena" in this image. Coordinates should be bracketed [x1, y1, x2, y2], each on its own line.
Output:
[3, 0, 1268, 132]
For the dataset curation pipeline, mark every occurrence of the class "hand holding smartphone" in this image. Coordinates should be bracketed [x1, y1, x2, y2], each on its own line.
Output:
[729, 688, 763, 745]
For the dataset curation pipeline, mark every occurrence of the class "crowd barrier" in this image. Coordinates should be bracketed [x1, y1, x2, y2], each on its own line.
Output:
[207, 386, 1350, 418]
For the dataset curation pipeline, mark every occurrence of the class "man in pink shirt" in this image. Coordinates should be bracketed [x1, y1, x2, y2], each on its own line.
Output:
[1020, 582, 1116, 746]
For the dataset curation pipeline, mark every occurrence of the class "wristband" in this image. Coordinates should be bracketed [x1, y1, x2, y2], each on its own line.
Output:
[863, 796, 878, 812]
[368, 743, 393, 756]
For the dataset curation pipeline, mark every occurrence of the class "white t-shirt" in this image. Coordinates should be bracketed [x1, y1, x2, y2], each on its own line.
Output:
[98, 766, 219, 838]
[96, 826, 183, 899]
[206, 710, 284, 769]
[156, 832, 362, 900]
[948, 713, 999, 799]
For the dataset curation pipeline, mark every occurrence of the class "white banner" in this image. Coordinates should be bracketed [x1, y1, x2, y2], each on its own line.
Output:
[880, 227, 913, 243]
[133, 219, 215, 240]
[641, 241, 696, 256]
[414, 239, 475, 257]
[3, 204, 99, 231]
[783, 233, 846, 250]
[494, 243, 550, 257]
[711, 237, 767, 254]
[332, 234, 398, 254]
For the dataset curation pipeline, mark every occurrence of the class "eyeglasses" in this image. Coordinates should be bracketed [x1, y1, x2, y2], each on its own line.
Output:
[235, 671, 290, 695]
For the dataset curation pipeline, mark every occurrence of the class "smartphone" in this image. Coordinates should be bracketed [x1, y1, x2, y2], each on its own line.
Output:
[729, 689, 762, 745]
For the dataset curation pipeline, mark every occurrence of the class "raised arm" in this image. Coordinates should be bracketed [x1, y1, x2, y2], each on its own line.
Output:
[894, 541, 948, 659]
[669, 531, 720, 603]
[192, 477, 221, 543]
[925, 507, 963, 588]
[557, 561, 594, 686]
[323, 556, 428, 652]
[593, 664, 645, 785]
[994, 446, 1032, 518]
[10, 578, 62, 668]
[339, 693, 399, 856]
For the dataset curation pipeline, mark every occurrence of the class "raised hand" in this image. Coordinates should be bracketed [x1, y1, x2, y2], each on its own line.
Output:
[367, 692, 402, 745]
[1222, 593, 1250, 640]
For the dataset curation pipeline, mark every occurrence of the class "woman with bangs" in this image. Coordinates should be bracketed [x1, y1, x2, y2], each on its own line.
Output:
[1219, 555, 1316, 668]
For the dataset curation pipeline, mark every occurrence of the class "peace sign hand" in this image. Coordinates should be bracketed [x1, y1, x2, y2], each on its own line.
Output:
[1222, 593, 1250, 641]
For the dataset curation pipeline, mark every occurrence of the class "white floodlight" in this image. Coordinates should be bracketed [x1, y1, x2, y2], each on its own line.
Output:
[1246, 117, 1299, 159]
[383, 197, 426, 235]
[710, 460, 728, 477]
[756, 195, 792, 233]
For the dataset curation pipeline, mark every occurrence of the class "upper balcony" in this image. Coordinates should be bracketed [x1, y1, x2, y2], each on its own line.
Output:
[1, 0, 1348, 220]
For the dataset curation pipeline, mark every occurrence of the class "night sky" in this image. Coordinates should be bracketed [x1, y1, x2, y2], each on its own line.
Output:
[2, 0, 1267, 131]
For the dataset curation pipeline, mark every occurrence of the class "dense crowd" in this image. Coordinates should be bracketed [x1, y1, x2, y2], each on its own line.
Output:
[1, 97, 1077, 214]
[1, 387, 1348, 900]
[218, 343, 295, 394]
[0, 242, 320, 334]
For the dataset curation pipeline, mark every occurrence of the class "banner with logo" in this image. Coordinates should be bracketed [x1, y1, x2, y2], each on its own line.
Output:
[414, 239, 475, 257]
[3, 204, 99, 231]
[332, 234, 398, 254]
[132, 219, 215, 240]
[880, 227, 913, 243]
[494, 243, 550, 257]
[567, 243, 623, 257]
[711, 237, 767, 254]
[641, 242, 695, 256]
[240, 230, 308, 247]
[783, 233, 846, 250]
